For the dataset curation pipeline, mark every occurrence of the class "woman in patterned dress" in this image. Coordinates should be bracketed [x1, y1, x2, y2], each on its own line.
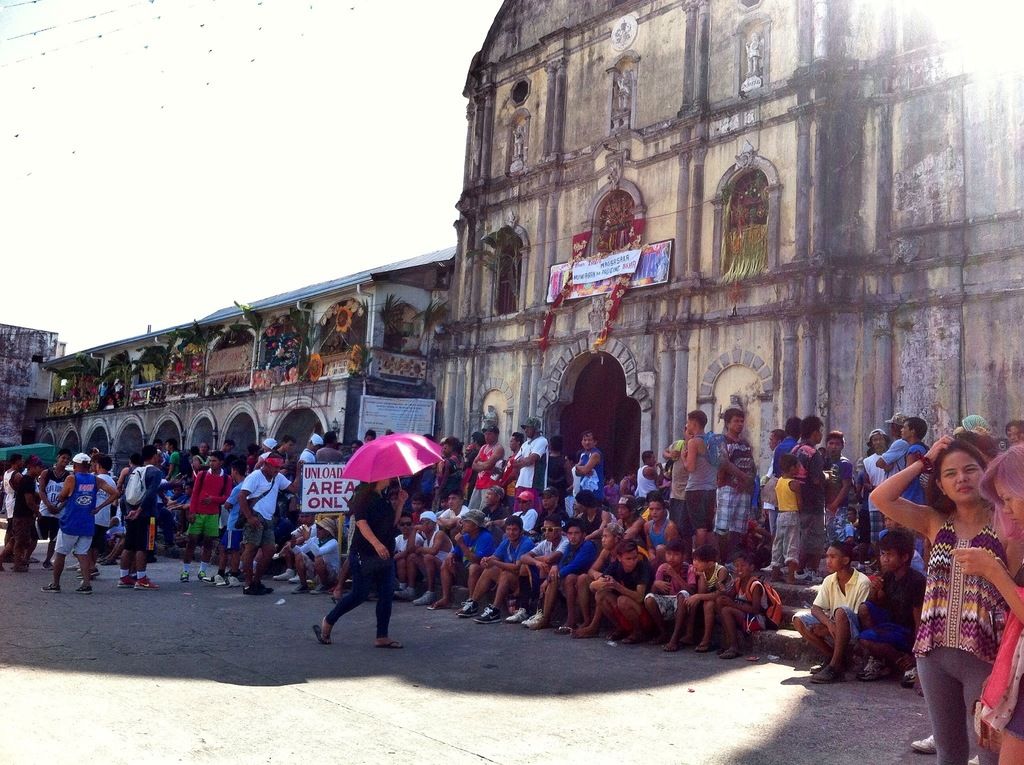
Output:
[872, 435, 1006, 765]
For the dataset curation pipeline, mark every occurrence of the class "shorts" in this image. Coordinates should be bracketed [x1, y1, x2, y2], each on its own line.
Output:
[187, 513, 220, 538]
[55, 531, 92, 556]
[771, 511, 801, 566]
[868, 508, 885, 543]
[241, 520, 275, 548]
[682, 490, 716, 535]
[799, 511, 827, 560]
[715, 486, 752, 535]
[36, 515, 60, 541]
[645, 591, 688, 620]
[859, 601, 914, 653]
[124, 515, 155, 553]
[795, 606, 861, 644]
[220, 529, 243, 552]
[91, 524, 109, 554]
[668, 498, 687, 530]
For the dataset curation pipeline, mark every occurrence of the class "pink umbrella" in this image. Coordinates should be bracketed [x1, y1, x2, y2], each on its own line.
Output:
[342, 432, 444, 482]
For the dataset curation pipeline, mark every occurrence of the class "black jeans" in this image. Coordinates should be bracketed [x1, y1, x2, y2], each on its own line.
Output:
[325, 551, 394, 639]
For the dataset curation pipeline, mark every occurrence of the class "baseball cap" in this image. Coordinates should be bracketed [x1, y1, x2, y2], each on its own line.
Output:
[460, 509, 487, 527]
[884, 413, 907, 426]
[262, 437, 278, 450]
[520, 416, 541, 430]
[419, 511, 438, 524]
[309, 433, 324, 446]
[72, 453, 91, 464]
[516, 490, 533, 501]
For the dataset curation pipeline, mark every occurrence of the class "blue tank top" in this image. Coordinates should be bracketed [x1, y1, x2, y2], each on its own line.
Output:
[62, 473, 97, 537]
[647, 517, 669, 549]
[578, 448, 604, 491]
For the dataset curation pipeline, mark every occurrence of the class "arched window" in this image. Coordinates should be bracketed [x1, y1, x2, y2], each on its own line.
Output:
[721, 169, 769, 281]
[477, 226, 523, 316]
[596, 190, 636, 254]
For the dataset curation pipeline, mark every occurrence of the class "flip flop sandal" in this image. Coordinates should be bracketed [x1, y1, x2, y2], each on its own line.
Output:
[694, 644, 711, 653]
[375, 640, 403, 649]
[554, 626, 573, 635]
[312, 624, 332, 645]
[719, 649, 741, 660]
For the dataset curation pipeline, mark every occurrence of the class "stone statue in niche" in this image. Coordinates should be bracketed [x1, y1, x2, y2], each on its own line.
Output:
[741, 32, 765, 94]
[509, 121, 527, 174]
[611, 70, 633, 131]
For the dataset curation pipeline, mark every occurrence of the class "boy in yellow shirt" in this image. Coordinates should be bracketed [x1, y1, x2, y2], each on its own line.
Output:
[770, 454, 801, 584]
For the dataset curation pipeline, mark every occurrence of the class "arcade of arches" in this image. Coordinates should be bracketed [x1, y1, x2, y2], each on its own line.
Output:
[224, 412, 258, 451]
[274, 408, 322, 442]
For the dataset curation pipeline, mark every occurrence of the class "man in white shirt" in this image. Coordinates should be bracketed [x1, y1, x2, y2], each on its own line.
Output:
[299, 433, 323, 465]
[238, 455, 299, 596]
[513, 417, 548, 508]
[292, 516, 340, 594]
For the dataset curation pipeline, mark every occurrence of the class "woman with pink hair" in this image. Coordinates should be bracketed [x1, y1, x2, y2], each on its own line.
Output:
[953, 445, 1024, 763]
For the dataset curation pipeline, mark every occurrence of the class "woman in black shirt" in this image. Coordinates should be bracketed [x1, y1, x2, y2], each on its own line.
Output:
[315, 480, 407, 647]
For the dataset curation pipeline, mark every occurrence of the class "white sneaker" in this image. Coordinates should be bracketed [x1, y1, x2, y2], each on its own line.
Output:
[910, 735, 936, 754]
[272, 569, 295, 582]
[288, 574, 301, 584]
[213, 574, 229, 587]
[412, 591, 437, 606]
[523, 609, 543, 628]
[227, 576, 243, 588]
[968, 757, 979, 765]
[505, 607, 529, 624]
[394, 587, 415, 601]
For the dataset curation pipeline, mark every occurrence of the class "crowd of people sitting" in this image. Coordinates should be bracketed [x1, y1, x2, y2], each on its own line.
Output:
[5, 411, 1024, 762]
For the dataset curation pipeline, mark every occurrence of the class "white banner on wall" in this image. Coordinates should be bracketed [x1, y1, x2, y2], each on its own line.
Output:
[358, 394, 435, 436]
[570, 248, 643, 285]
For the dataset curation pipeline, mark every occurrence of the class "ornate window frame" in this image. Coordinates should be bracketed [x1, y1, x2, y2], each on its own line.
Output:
[711, 142, 780, 279]
[607, 51, 640, 134]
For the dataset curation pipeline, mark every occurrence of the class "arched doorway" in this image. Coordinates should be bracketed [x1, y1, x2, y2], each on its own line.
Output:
[190, 417, 215, 450]
[559, 353, 641, 484]
[274, 407, 322, 442]
[711, 364, 765, 455]
[154, 419, 181, 447]
[115, 423, 144, 466]
[60, 429, 80, 453]
[225, 411, 258, 451]
[86, 424, 110, 455]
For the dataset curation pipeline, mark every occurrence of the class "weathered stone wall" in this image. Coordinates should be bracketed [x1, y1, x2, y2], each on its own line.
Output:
[444, 0, 1024, 470]
[0, 324, 59, 445]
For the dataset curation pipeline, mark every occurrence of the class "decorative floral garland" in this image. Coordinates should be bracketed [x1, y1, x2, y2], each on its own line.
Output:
[539, 278, 572, 352]
[593, 276, 631, 348]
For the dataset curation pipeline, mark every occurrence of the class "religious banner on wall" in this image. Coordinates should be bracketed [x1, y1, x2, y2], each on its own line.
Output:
[571, 248, 643, 285]
[358, 395, 435, 436]
[546, 239, 673, 302]
[206, 344, 253, 392]
[375, 350, 427, 382]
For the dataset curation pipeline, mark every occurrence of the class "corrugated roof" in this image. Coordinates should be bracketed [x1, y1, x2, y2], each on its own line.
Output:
[46, 246, 455, 365]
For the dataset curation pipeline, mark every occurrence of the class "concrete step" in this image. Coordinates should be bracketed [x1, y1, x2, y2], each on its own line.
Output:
[751, 628, 819, 664]
[770, 581, 819, 609]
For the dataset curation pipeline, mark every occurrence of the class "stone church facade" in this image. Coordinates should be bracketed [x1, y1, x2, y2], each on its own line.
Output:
[439, 0, 1024, 478]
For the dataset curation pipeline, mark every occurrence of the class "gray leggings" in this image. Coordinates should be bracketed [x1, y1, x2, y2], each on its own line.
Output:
[916, 647, 997, 765]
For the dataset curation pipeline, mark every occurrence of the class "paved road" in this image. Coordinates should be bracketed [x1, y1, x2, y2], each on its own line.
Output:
[0, 553, 944, 765]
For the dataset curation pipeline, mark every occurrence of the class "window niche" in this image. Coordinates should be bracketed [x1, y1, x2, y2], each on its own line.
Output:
[607, 53, 639, 133]
[712, 141, 780, 281]
[737, 18, 770, 96]
[508, 108, 530, 176]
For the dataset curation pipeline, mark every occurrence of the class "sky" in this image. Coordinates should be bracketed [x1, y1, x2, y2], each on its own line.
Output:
[0, 0, 503, 354]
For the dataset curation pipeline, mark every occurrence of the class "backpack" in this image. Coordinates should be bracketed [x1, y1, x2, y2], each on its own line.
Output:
[702, 433, 724, 469]
[124, 466, 148, 507]
[759, 578, 785, 629]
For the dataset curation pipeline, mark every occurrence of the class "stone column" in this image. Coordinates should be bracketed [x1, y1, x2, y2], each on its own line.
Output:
[453, 348, 468, 436]
[795, 114, 811, 260]
[518, 346, 534, 424]
[679, 1, 698, 113]
[781, 319, 798, 418]
[695, 1, 711, 109]
[527, 324, 542, 415]
[545, 192, 560, 278]
[463, 101, 476, 185]
[543, 61, 558, 156]
[480, 87, 495, 181]
[812, 0, 829, 60]
[689, 146, 706, 274]
[673, 330, 691, 438]
[798, 318, 817, 417]
[534, 192, 550, 306]
[444, 358, 459, 436]
[873, 314, 893, 425]
[812, 116, 827, 258]
[798, 0, 813, 67]
[552, 59, 568, 153]
[675, 149, 691, 278]
[875, 103, 893, 253]
[657, 335, 675, 452]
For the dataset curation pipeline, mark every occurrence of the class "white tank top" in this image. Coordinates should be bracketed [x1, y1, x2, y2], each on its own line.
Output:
[636, 466, 659, 497]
